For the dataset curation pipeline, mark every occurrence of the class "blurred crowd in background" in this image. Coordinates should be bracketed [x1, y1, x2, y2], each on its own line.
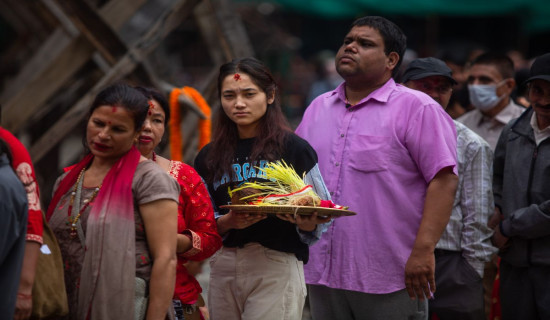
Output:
[154, 1, 550, 127]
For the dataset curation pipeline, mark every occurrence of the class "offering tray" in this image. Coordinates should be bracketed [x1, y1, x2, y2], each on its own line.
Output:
[220, 205, 356, 217]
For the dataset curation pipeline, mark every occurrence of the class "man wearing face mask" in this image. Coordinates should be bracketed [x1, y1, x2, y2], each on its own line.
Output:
[491, 52, 550, 320]
[458, 53, 525, 150]
[458, 52, 525, 318]
[402, 57, 497, 320]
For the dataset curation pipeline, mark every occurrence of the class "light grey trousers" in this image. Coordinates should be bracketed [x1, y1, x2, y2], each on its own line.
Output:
[208, 243, 306, 320]
[308, 284, 427, 320]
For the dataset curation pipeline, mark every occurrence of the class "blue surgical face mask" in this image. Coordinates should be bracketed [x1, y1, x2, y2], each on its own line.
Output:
[468, 82, 506, 111]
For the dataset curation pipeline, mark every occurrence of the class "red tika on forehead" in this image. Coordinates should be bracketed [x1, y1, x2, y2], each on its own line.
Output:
[148, 100, 155, 115]
[233, 73, 241, 81]
[111, 106, 117, 113]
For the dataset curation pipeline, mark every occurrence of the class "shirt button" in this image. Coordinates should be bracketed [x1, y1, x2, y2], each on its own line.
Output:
[335, 162, 339, 166]
[340, 134, 344, 137]
[330, 191, 334, 196]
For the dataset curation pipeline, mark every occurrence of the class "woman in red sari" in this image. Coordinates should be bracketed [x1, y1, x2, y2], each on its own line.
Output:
[47, 83, 179, 320]
[135, 87, 222, 320]
[0, 126, 43, 320]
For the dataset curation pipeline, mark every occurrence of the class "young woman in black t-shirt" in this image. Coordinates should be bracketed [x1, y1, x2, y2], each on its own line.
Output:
[194, 57, 331, 320]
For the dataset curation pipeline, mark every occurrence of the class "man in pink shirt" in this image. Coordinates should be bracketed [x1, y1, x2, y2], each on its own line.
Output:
[296, 16, 458, 319]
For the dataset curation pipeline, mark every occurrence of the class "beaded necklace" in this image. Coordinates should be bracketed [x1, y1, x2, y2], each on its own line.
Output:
[152, 151, 157, 162]
[67, 168, 102, 239]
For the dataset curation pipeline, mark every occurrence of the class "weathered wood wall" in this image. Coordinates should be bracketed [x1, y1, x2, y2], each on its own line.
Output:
[0, 0, 253, 205]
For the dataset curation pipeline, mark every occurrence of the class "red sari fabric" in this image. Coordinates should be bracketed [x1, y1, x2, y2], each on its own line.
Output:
[490, 259, 502, 320]
[0, 127, 43, 243]
[169, 160, 222, 304]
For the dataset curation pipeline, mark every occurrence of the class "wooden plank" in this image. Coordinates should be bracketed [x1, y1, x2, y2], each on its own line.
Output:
[0, 2, 28, 35]
[0, 0, 76, 104]
[194, 0, 254, 64]
[4, 0, 50, 41]
[167, 0, 254, 162]
[29, 0, 201, 162]
[3, 37, 95, 133]
[99, 0, 147, 30]
[210, 0, 254, 59]
[1, 0, 146, 132]
[41, 0, 80, 36]
[55, 0, 127, 65]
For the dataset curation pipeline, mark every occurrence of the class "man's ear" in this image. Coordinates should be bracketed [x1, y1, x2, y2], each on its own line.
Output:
[504, 78, 516, 93]
[387, 52, 400, 71]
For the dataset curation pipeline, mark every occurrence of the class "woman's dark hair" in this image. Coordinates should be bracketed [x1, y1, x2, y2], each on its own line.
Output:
[351, 16, 407, 77]
[206, 57, 291, 182]
[134, 86, 170, 150]
[133, 86, 171, 125]
[83, 83, 149, 149]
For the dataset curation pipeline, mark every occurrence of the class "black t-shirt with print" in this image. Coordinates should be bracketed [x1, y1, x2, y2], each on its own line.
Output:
[194, 133, 318, 262]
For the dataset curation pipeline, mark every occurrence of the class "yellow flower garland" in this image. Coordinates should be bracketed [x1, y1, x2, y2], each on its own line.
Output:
[169, 87, 211, 161]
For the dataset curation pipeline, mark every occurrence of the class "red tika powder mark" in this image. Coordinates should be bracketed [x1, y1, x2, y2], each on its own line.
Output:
[233, 73, 241, 81]
[111, 106, 117, 112]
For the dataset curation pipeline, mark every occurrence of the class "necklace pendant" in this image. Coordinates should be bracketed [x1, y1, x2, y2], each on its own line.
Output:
[70, 229, 77, 238]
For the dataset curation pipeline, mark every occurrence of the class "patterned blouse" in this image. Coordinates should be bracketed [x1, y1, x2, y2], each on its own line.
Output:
[0, 127, 43, 243]
[169, 160, 222, 303]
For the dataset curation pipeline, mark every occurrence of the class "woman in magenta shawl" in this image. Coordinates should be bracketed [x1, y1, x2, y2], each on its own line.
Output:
[47, 83, 179, 320]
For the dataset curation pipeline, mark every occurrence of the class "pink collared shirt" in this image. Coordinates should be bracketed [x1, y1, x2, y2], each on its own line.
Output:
[296, 78, 457, 294]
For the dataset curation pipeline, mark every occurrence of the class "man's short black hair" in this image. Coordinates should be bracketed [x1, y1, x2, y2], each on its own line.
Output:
[471, 52, 515, 80]
[351, 16, 407, 77]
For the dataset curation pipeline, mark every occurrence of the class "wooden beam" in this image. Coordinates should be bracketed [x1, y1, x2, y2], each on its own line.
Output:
[4, 37, 95, 132]
[209, 0, 254, 59]
[0, 2, 28, 35]
[171, 0, 253, 162]
[29, 0, 201, 162]
[4, 0, 51, 41]
[194, 0, 254, 65]
[41, 0, 80, 37]
[54, 0, 127, 65]
[1, 0, 146, 133]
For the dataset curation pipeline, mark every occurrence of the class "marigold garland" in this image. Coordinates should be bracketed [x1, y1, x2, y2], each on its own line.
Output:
[169, 87, 212, 161]
[169, 88, 183, 161]
[182, 87, 212, 149]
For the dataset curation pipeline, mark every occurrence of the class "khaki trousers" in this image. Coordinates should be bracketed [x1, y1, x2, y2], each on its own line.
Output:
[208, 243, 306, 320]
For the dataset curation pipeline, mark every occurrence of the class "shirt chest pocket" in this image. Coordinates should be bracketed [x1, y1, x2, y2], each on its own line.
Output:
[348, 135, 391, 173]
